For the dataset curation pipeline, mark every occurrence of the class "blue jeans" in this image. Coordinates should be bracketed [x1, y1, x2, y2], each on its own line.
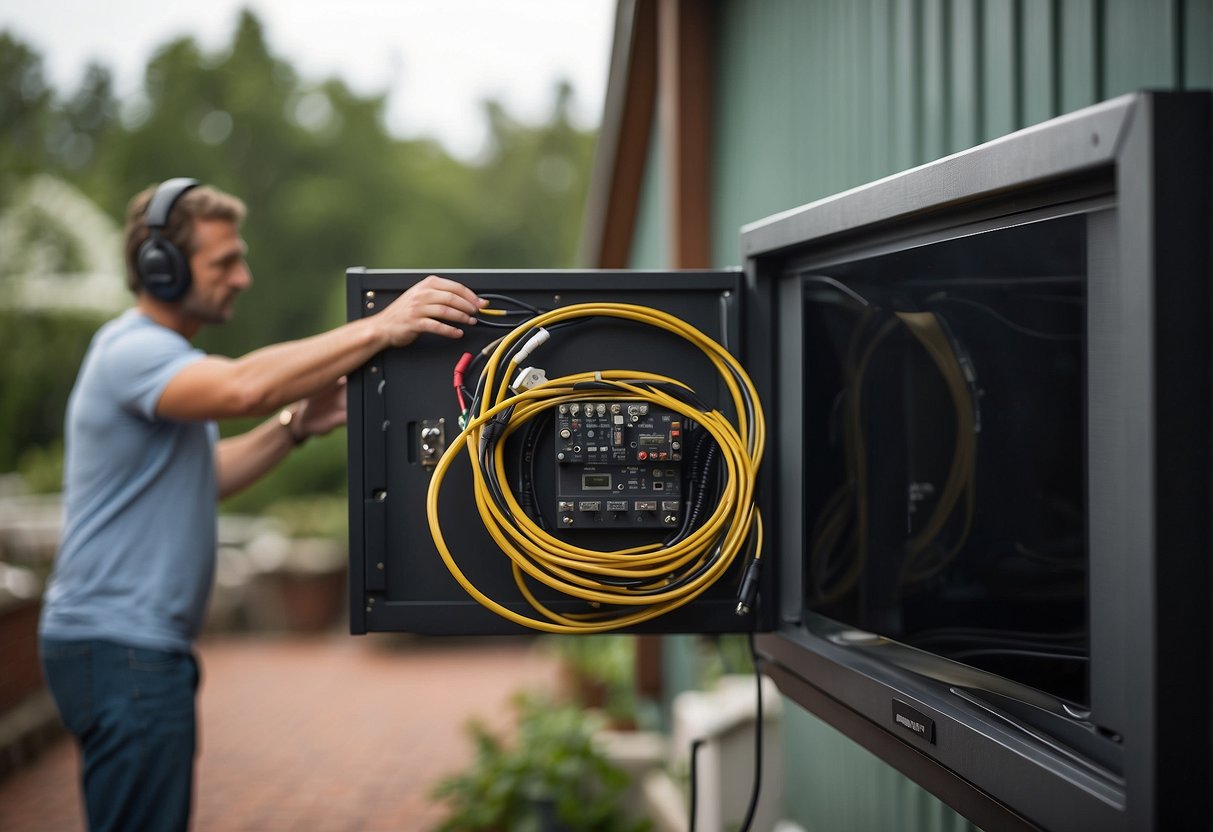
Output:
[39, 639, 199, 832]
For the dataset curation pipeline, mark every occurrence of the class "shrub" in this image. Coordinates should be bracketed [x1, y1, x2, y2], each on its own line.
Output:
[433, 693, 650, 832]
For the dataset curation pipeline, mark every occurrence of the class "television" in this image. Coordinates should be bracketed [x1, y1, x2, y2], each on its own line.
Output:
[748, 91, 1211, 831]
[347, 91, 1211, 829]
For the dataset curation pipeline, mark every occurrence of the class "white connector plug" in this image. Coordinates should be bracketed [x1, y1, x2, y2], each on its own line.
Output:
[514, 328, 550, 364]
[511, 366, 549, 393]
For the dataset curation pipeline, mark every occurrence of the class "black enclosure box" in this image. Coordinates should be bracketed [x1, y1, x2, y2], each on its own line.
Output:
[346, 270, 777, 636]
[349, 92, 1212, 831]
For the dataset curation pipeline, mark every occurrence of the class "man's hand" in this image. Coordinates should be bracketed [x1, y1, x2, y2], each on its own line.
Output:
[159, 276, 485, 424]
[295, 377, 348, 441]
[375, 274, 486, 348]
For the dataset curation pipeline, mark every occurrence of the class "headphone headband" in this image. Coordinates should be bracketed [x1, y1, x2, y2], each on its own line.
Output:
[136, 177, 200, 301]
[145, 177, 199, 229]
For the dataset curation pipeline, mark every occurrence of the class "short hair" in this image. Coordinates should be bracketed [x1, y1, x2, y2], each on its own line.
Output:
[123, 183, 247, 295]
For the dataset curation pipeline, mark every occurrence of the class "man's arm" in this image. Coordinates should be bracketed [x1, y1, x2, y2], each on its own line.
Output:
[214, 378, 347, 499]
[214, 411, 297, 500]
[157, 275, 483, 422]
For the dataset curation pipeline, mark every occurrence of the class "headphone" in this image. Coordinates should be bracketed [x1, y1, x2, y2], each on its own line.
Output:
[136, 177, 199, 301]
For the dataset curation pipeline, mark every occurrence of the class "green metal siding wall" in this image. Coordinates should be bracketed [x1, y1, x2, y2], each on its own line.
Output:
[783, 704, 976, 832]
[709, 0, 1211, 265]
[628, 121, 667, 268]
[627, 1, 1210, 828]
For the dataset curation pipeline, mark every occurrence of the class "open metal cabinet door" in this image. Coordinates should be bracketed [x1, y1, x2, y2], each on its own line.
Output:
[346, 269, 776, 636]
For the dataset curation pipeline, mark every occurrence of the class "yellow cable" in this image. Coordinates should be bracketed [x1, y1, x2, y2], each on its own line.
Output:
[426, 302, 764, 634]
[895, 312, 977, 585]
[807, 309, 978, 604]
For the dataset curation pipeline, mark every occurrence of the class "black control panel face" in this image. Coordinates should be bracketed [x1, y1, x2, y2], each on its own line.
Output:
[555, 401, 684, 529]
[347, 269, 766, 636]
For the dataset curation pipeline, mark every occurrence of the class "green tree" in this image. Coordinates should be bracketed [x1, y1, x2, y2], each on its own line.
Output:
[0, 11, 599, 505]
[46, 63, 118, 175]
[0, 311, 98, 472]
[0, 32, 52, 195]
[461, 80, 596, 268]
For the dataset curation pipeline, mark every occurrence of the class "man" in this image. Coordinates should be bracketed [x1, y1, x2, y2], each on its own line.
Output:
[37, 178, 484, 831]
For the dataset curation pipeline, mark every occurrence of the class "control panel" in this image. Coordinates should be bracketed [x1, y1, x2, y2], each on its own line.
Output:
[555, 401, 684, 529]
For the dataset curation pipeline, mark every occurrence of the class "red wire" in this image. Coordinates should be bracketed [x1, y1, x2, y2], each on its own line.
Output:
[453, 352, 472, 412]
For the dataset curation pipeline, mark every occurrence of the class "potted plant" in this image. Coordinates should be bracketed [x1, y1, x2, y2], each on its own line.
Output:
[547, 635, 639, 730]
[432, 693, 650, 832]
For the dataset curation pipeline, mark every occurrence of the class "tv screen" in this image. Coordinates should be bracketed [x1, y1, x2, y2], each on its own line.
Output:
[801, 213, 1088, 708]
[749, 91, 1211, 831]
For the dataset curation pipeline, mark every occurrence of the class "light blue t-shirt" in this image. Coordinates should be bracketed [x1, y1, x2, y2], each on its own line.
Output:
[39, 310, 217, 653]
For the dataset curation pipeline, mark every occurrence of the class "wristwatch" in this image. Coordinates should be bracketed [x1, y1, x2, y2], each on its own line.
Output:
[278, 407, 307, 446]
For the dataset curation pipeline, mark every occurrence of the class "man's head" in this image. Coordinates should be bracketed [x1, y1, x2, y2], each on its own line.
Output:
[124, 181, 250, 324]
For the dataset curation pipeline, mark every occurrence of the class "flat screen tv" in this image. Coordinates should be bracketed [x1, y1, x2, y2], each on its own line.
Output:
[748, 91, 1211, 831]
[348, 91, 1211, 830]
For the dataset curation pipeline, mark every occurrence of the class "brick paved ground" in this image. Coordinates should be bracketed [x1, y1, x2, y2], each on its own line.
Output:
[0, 633, 560, 831]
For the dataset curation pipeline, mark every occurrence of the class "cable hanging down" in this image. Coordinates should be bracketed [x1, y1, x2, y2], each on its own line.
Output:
[426, 301, 766, 634]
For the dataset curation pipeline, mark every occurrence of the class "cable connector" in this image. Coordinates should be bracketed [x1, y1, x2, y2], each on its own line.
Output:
[478, 415, 508, 457]
[453, 352, 473, 413]
[514, 328, 550, 364]
[453, 352, 473, 390]
[735, 558, 762, 616]
[510, 366, 549, 393]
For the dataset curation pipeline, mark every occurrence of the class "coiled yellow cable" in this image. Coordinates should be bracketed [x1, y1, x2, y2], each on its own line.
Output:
[426, 302, 765, 633]
[808, 309, 976, 604]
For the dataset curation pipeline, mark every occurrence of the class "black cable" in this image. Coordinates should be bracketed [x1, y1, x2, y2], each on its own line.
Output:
[686, 634, 764, 832]
[688, 737, 705, 832]
[518, 410, 551, 529]
[475, 292, 550, 327]
[925, 293, 1080, 341]
[478, 409, 516, 517]
[472, 316, 528, 329]
[738, 630, 763, 832]
[479, 292, 545, 315]
[801, 274, 873, 308]
[666, 428, 717, 546]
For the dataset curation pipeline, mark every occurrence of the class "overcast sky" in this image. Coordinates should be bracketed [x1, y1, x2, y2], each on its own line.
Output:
[0, 0, 617, 159]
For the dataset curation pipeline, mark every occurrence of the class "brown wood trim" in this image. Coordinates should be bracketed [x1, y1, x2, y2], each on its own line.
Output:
[659, 0, 713, 268]
[579, 0, 659, 268]
[635, 634, 664, 698]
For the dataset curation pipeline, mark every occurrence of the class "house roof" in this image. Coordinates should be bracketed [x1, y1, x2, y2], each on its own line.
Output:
[0, 174, 128, 315]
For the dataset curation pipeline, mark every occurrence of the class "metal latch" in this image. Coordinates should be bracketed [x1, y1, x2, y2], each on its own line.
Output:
[419, 419, 445, 468]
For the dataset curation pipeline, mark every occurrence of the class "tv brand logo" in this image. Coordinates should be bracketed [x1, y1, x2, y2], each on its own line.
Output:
[892, 700, 936, 744]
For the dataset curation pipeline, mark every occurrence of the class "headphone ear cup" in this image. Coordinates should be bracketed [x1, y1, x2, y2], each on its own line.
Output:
[137, 237, 192, 301]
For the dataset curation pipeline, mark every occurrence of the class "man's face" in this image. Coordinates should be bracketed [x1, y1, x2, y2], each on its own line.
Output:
[180, 218, 250, 325]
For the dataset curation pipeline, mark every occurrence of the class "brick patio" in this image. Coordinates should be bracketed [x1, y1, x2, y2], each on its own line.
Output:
[0, 632, 560, 831]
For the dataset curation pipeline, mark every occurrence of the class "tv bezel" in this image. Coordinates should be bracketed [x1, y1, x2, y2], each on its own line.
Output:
[745, 91, 1212, 831]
